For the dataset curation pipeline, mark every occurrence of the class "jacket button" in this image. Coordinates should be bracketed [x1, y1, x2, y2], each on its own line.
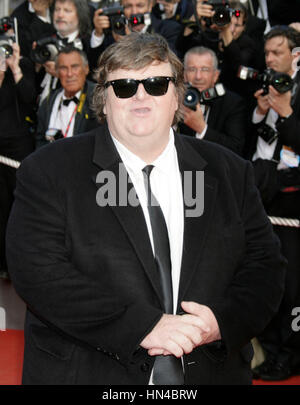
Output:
[141, 362, 150, 372]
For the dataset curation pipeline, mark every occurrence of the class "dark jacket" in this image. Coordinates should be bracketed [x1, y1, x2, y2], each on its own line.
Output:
[6, 124, 285, 384]
[0, 57, 37, 139]
[35, 80, 100, 148]
[178, 89, 247, 156]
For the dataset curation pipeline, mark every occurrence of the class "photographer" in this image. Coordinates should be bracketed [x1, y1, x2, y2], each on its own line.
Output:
[0, 40, 36, 280]
[34, 0, 92, 104]
[11, 0, 54, 58]
[249, 25, 300, 381]
[178, 46, 247, 156]
[179, 2, 260, 96]
[151, 0, 194, 23]
[35, 47, 99, 148]
[89, 0, 183, 65]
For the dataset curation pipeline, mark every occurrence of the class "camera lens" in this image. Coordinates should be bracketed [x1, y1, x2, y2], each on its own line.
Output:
[0, 44, 13, 58]
[184, 87, 200, 110]
[271, 72, 293, 94]
[212, 6, 231, 26]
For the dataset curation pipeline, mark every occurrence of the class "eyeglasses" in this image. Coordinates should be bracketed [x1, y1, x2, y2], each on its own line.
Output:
[104, 76, 176, 98]
[186, 67, 213, 74]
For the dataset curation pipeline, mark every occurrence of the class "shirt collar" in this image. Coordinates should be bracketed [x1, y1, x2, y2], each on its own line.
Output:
[111, 129, 176, 176]
[57, 30, 79, 43]
[28, 3, 51, 23]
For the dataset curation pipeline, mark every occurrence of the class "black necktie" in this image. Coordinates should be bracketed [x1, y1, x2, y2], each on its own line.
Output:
[59, 36, 70, 46]
[62, 96, 79, 106]
[142, 165, 184, 385]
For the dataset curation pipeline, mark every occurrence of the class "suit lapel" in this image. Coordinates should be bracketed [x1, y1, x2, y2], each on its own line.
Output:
[91, 124, 164, 308]
[174, 135, 219, 309]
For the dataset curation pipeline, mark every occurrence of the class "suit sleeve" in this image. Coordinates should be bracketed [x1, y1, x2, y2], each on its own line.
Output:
[205, 95, 247, 156]
[207, 160, 286, 355]
[6, 154, 163, 366]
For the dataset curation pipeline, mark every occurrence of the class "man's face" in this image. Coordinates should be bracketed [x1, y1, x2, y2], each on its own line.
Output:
[184, 53, 220, 92]
[230, 14, 245, 41]
[53, 0, 79, 37]
[56, 52, 88, 97]
[104, 61, 178, 151]
[122, 0, 152, 31]
[265, 36, 293, 76]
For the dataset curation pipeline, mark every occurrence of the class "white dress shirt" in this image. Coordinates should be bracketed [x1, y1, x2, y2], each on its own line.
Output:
[111, 129, 184, 314]
[48, 90, 81, 138]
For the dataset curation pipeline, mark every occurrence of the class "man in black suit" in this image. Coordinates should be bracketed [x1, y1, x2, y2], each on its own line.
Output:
[179, 46, 247, 156]
[0, 41, 36, 280]
[249, 0, 300, 29]
[247, 25, 300, 381]
[11, 0, 54, 58]
[36, 46, 99, 147]
[34, 0, 92, 104]
[6, 32, 285, 385]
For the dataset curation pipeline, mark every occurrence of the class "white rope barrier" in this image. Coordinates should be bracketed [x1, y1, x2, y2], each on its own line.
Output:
[268, 216, 300, 228]
[0, 155, 20, 169]
[1, 154, 299, 228]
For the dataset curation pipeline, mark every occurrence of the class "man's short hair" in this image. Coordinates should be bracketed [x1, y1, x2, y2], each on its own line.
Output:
[92, 32, 185, 125]
[264, 25, 300, 51]
[55, 46, 89, 69]
[183, 46, 219, 71]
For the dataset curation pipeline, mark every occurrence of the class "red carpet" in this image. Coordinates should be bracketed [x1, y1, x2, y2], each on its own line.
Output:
[0, 330, 24, 385]
[0, 329, 300, 385]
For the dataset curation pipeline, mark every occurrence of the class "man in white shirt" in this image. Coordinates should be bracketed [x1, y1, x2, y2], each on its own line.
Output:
[7, 32, 285, 385]
[36, 46, 99, 147]
[250, 25, 300, 381]
[179, 46, 247, 156]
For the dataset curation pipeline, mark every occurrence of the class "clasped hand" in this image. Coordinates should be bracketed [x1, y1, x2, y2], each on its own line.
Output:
[140, 301, 221, 357]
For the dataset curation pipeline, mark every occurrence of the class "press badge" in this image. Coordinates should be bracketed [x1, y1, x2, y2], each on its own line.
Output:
[280, 146, 300, 168]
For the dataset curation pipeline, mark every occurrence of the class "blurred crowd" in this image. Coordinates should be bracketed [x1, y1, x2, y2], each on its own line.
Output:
[1, 0, 300, 382]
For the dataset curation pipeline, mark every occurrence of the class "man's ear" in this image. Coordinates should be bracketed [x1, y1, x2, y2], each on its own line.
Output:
[214, 69, 220, 84]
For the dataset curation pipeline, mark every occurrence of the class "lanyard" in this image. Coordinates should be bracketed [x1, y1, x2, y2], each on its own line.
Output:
[62, 103, 78, 138]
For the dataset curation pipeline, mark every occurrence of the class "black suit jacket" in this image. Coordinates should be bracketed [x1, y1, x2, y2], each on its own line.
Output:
[35, 80, 100, 148]
[178, 90, 247, 156]
[6, 123, 285, 384]
[250, 0, 300, 26]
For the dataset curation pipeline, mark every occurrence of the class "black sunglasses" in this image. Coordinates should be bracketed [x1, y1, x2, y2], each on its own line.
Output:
[104, 76, 176, 98]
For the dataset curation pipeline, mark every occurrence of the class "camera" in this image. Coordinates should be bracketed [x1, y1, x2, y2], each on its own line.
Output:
[184, 83, 226, 110]
[102, 5, 127, 35]
[0, 17, 14, 34]
[0, 17, 15, 59]
[0, 36, 14, 59]
[257, 123, 278, 145]
[45, 128, 64, 143]
[203, 0, 241, 27]
[238, 66, 294, 94]
[30, 37, 62, 64]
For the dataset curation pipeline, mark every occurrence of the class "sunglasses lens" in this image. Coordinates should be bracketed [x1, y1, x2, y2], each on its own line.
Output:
[144, 77, 170, 96]
[112, 79, 137, 98]
[108, 77, 173, 98]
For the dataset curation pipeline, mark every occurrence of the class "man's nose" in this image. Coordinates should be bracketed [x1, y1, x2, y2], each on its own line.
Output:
[130, 6, 138, 15]
[195, 68, 204, 79]
[134, 82, 148, 99]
